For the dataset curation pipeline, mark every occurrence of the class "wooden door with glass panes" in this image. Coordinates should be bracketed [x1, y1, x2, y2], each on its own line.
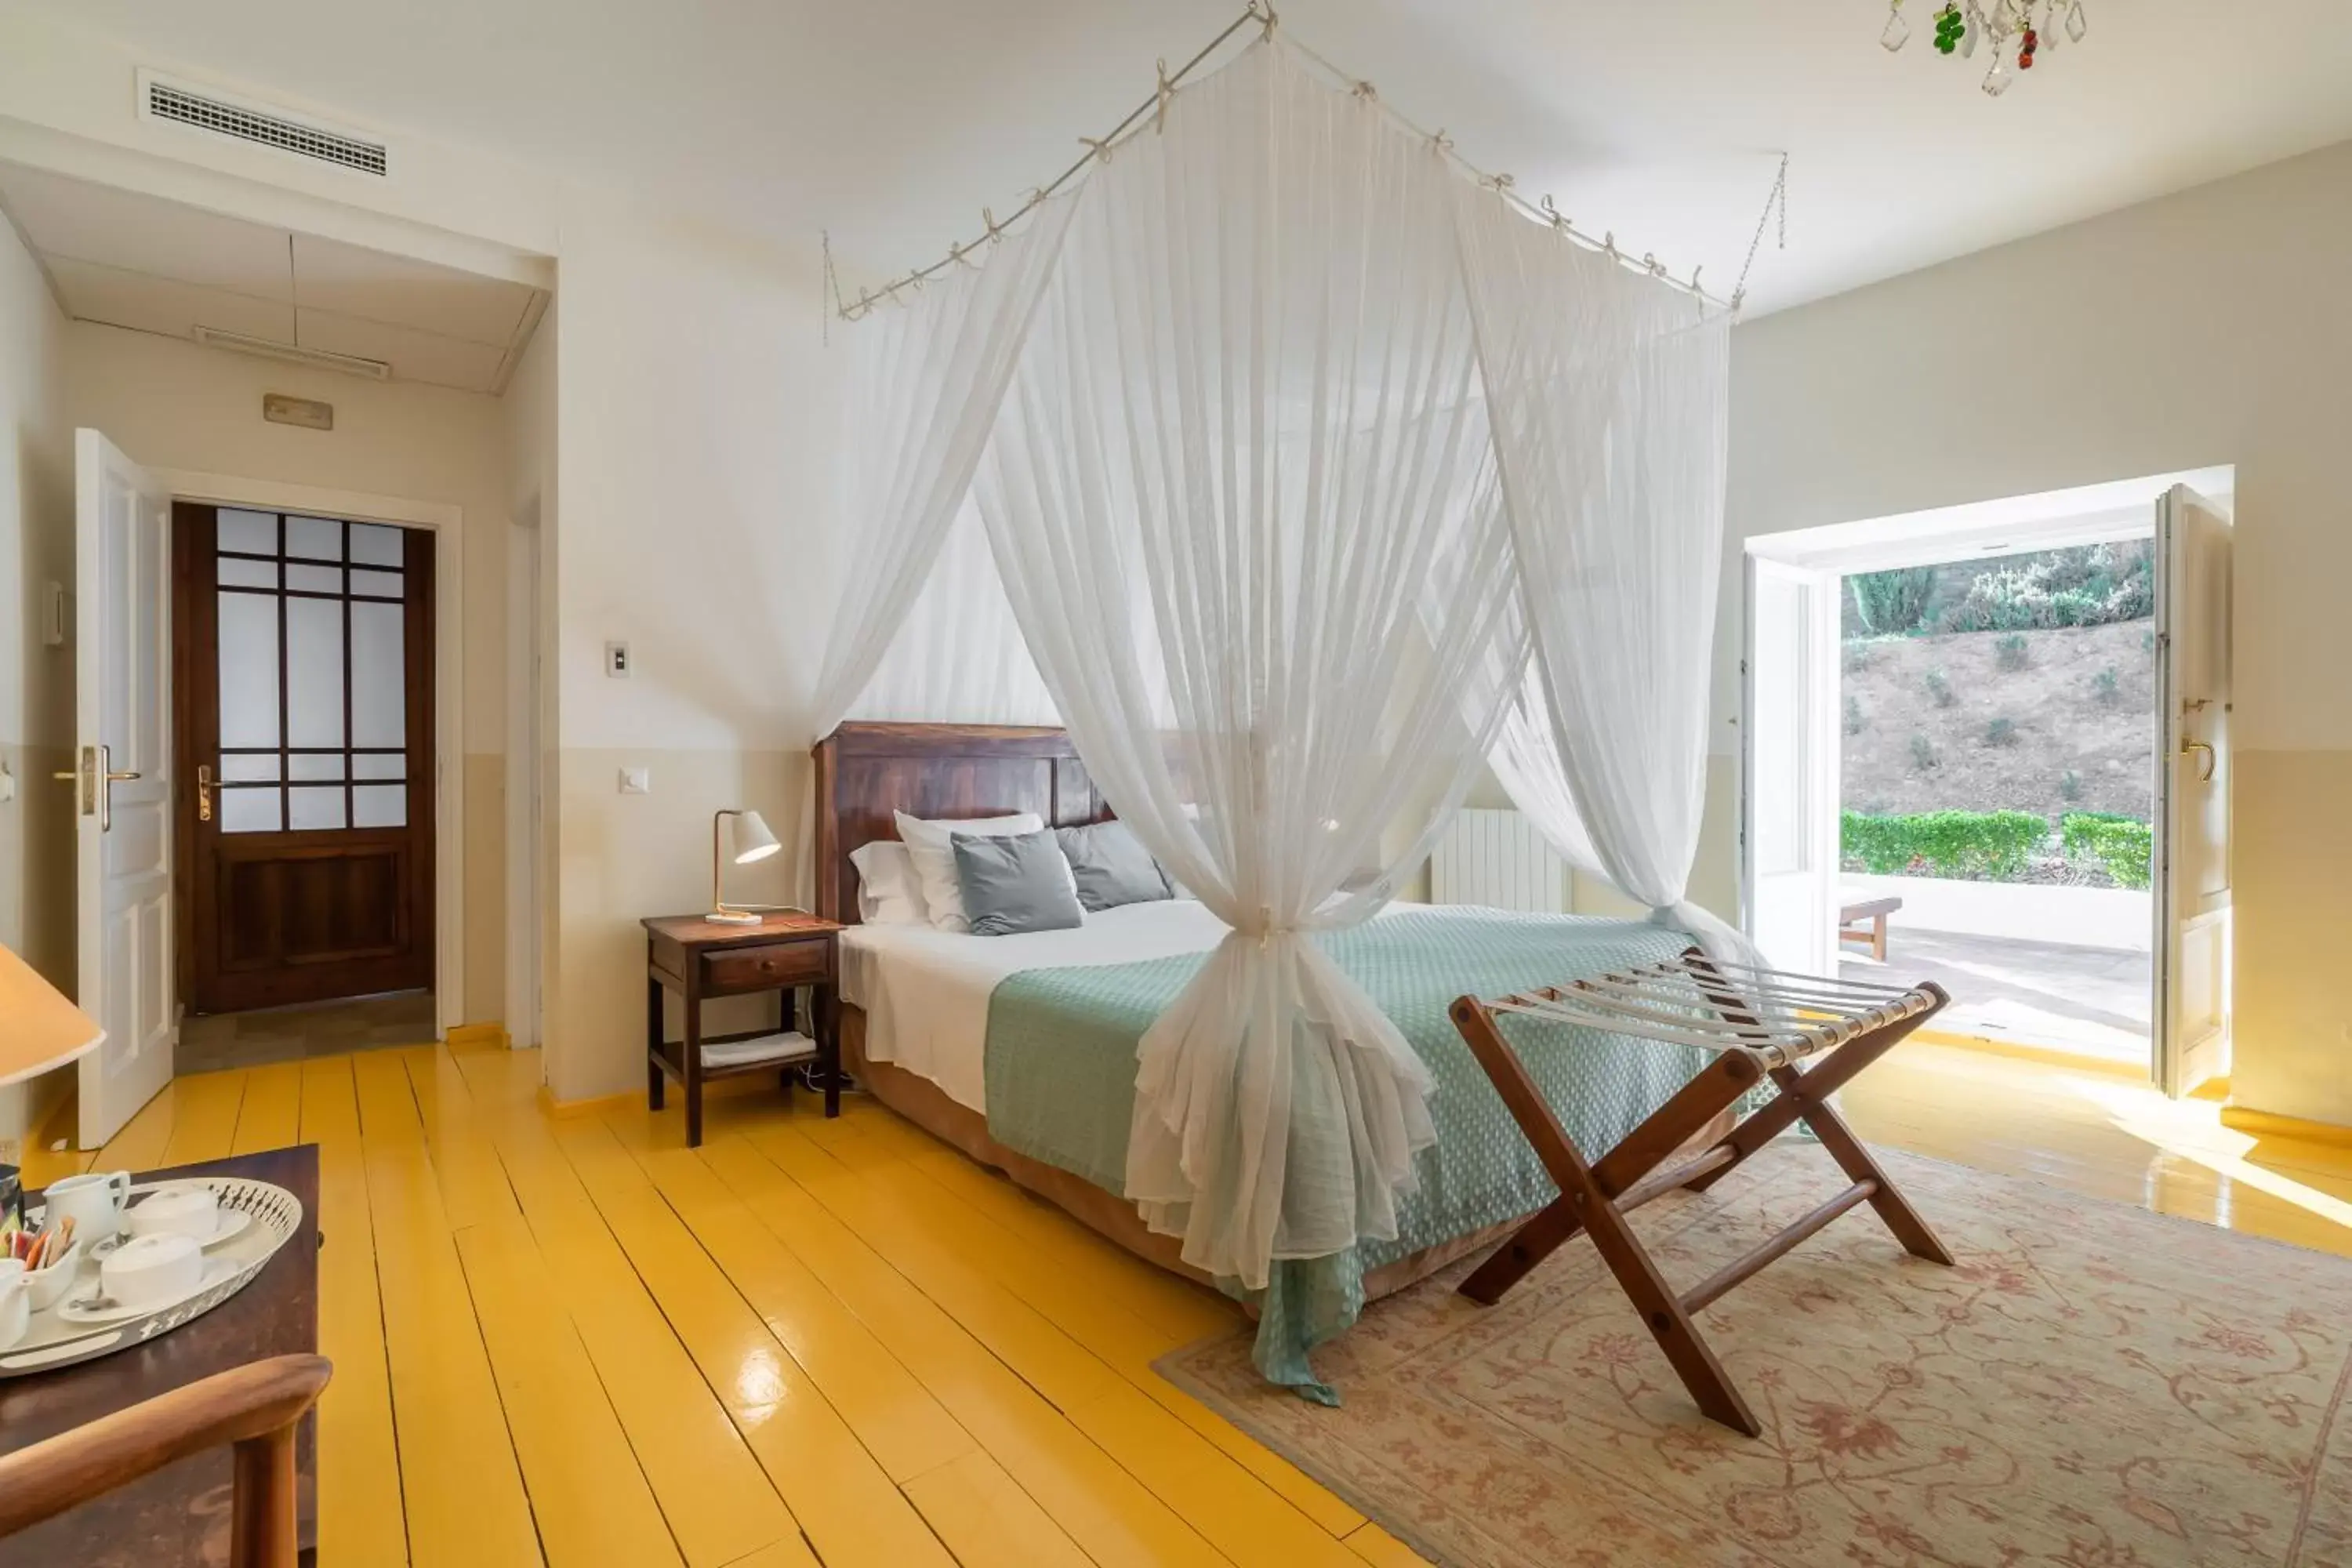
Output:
[173, 504, 434, 1014]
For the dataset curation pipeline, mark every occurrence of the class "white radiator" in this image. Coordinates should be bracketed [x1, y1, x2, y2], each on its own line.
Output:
[1430, 808, 1568, 913]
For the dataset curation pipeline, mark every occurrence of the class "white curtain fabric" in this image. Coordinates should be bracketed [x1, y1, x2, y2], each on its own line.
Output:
[971, 45, 1526, 1290]
[849, 499, 1058, 726]
[1451, 185, 1749, 961]
[807, 200, 1075, 742]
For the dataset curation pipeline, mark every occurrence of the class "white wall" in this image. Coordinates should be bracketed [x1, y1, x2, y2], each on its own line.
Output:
[544, 191, 844, 1102]
[1719, 137, 2352, 1124]
[64, 321, 515, 1023]
[0, 198, 72, 1142]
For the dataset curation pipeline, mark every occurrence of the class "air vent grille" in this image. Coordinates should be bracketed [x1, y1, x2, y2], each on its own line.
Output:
[146, 81, 387, 176]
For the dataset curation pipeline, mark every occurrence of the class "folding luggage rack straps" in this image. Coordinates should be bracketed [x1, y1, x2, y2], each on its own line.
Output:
[1446, 949, 1956, 1437]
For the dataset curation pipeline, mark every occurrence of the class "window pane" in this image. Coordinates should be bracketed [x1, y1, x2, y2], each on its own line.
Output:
[217, 557, 278, 590]
[350, 600, 405, 748]
[288, 786, 347, 830]
[349, 569, 402, 599]
[289, 753, 345, 782]
[286, 563, 342, 593]
[219, 753, 279, 782]
[352, 751, 405, 780]
[217, 591, 280, 748]
[220, 786, 282, 833]
[353, 784, 406, 828]
[218, 509, 277, 555]
[285, 517, 343, 561]
[286, 597, 345, 747]
[350, 524, 404, 567]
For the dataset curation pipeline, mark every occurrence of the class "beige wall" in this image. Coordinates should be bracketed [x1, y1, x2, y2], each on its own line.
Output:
[64, 322, 514, 1025]
[1718, 137, 2352, 1125]
[543, 194, 842, 1102]
[0, 194, 72, 1140]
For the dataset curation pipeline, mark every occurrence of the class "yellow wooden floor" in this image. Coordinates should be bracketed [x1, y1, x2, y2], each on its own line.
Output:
[25, 1036, 2352, 1567]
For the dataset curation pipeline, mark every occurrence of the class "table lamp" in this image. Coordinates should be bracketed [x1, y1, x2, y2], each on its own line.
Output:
[708, 808, 782, 924]
[0, 945, 104, 1165]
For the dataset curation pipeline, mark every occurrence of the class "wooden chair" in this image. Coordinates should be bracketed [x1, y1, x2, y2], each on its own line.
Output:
[0, 1354, 331, 1566]
[1449, 952, 1952, 1436]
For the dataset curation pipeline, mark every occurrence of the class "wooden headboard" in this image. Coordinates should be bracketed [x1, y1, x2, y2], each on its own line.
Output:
[811, 722, 1112, 925]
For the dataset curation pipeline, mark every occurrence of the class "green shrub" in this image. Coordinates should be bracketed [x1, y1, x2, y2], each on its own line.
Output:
[1936, 541, 2155, 633]
[1909, 734, 1937, 771]
[1985, 716, 2018, 746]
[1924, 667, 1955, 708]
[1849, 568, 1937, 635]
[1844, 695, 1867, 735]
[2059, 769, 2083, 803]
[1996, 633, 2030, 671]
[2092, 666, 2120, 705]
[1842, 809, 2052, 881]
[2061, 811, 2153, 890]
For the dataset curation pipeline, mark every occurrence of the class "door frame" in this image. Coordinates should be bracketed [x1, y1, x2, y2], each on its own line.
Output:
[154, 466, 466, 1041]
[1740, 464, 2234, 1083]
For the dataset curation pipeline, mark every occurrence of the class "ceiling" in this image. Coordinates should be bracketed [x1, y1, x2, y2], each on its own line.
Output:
[0, 159, 546, 392]
[10, 0, 2352, 313]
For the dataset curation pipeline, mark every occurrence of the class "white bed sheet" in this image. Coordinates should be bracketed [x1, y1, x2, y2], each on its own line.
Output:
[840, 899, 1236, 1114]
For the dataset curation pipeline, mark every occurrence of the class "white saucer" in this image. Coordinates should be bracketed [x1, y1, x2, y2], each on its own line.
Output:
[57, 1257, 239, 1326]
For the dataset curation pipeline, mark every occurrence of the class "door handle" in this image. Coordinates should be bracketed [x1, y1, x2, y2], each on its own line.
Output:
[2180, 736, 2216, 782]
[198, 764, 213, 822]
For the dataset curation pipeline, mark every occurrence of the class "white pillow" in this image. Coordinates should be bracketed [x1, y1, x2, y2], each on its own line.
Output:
[893, 810, 1044, 933]
[848, 840, 927, 925]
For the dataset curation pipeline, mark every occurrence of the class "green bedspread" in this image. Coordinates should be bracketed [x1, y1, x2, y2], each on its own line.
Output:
[981, 906, 1706, 1400]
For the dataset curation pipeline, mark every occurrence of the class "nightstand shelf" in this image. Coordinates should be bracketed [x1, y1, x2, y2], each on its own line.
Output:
[643, 912, 842, 1146]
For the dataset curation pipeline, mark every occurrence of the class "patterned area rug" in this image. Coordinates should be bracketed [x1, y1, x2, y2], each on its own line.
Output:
[1160, 1145, 2352, 1566]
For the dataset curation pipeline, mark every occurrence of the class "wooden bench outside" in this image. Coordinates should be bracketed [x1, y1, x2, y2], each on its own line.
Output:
[1838, 894, 1904, 961]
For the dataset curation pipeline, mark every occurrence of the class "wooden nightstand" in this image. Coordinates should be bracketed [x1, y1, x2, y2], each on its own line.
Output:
[642, 912, 843, 1147]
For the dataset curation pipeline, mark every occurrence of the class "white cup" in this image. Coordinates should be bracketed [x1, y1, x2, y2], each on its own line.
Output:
[41, 1170, 132, 1242]
[127, 1186, 220, 1242]
[0, 1259, 29, 1349]
[100, 1232, 204, 1311]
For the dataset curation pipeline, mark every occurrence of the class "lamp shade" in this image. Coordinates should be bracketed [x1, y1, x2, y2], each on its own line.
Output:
[0, 944, 103, 1090]
[729, 810, 781, 865]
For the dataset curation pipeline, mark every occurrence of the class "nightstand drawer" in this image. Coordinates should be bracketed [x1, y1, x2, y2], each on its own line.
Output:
[701, 940, 830, 993]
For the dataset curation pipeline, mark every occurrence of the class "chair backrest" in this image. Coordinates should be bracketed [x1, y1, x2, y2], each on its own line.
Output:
[0, 1352, 332, 1566]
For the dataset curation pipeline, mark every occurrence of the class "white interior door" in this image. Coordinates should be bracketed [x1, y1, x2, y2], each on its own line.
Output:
[1743, 554, 1840, 976]
[2154, 483, 2232, 1097]
[74, 430, 175, 1149]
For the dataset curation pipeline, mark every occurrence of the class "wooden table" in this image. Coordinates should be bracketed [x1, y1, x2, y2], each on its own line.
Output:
[644, 913, 843, 1147]
[1, 1145, 321, 1566]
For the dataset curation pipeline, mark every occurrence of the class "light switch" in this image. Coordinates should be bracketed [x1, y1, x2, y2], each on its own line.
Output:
[619, 767, 650, 795]
[604, 640, 631, 678]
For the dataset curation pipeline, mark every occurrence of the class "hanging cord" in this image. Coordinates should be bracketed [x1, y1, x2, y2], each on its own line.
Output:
[831, 2, 1744, 320]
[1730, 152, 1789, 314]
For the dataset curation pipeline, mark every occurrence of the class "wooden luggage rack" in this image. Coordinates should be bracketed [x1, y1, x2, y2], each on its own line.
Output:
[1448, 951, 1955, 1436]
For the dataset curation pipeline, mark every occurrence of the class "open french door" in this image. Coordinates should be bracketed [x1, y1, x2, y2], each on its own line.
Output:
[2153, 484, 2232, 1098]
[72, 430, 176, 1148]
[1742, 554, 1840, 977]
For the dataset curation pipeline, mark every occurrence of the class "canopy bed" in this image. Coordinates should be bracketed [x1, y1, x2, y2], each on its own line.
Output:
[805, 12, 1936, 1406]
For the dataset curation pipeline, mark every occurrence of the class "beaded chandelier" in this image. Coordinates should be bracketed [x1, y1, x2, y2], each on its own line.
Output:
[1882, 0, 2088, 96]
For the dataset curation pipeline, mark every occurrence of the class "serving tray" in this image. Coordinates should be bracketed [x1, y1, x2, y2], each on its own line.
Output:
[1, 1176, 304, 1377]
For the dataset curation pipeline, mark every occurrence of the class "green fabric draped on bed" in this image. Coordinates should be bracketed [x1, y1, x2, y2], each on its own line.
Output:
[981, 906, 1707, 1401]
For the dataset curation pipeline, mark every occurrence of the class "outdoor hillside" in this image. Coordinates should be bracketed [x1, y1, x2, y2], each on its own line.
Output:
[1842, 618, 2154, 818]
